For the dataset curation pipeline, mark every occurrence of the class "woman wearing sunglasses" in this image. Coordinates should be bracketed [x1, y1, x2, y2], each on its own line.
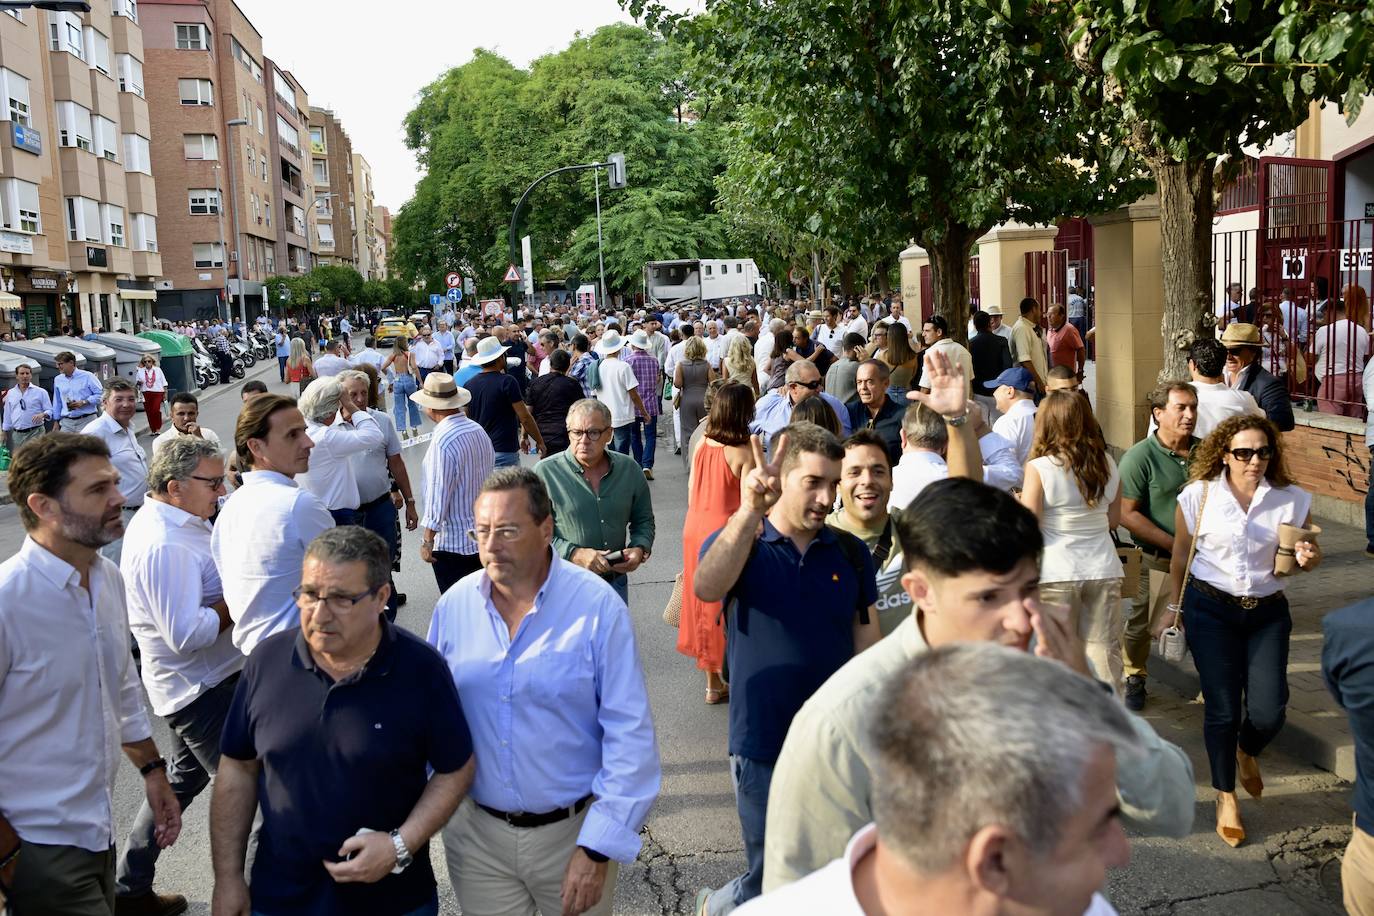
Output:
[136, 354, 169, 434]
[1169, 415, 1321, 848]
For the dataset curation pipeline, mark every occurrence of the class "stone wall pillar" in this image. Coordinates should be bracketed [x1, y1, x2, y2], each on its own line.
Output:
[974, 221, 1060, 312]
[898, 243, 927, 313]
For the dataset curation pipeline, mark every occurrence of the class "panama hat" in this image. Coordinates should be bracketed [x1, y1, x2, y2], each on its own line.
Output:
[470, 335, 510, 366]
[629, 330, 651, 349]
[597, 330, 627, 355]
[1220, 323, 1262, 348]
[984, 304, 1004, 316]
[409, 372, 471, 410]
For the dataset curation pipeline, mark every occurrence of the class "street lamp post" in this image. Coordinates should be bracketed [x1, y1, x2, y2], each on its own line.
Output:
[225, 117, 249, 323]
[212, 163, 229, 323]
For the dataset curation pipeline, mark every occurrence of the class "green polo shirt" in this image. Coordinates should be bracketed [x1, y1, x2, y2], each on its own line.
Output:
[533, 448, 655, 560]
[1117, 433, 1200, 551]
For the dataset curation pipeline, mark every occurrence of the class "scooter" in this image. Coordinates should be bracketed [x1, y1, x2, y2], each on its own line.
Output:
[250, 328, 273, 360]
[230, 336, 256, 368]
[187, 336, 220, 387]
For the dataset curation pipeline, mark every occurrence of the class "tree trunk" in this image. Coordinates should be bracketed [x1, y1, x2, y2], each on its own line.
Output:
[927, 230, 979, 345]
[1153, 156, 1215, 381]
[839, 262, 856, 300]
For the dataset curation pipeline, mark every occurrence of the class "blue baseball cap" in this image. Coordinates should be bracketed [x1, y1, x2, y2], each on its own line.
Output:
[984, 366, 1035, 392]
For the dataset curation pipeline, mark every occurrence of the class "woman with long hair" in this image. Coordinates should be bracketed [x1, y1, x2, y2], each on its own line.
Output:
[286, 336, 314, 396]
[677, 382, 756, 703]
[382, 334, 422, 438]
[723, 334, 760, 398]
[1170, 415, 1321, 847]
[765, 328, 795, 393]
[881, 322, 921, 392]
[790, 395, 843, 438]
[1020, 391, 1123, 691]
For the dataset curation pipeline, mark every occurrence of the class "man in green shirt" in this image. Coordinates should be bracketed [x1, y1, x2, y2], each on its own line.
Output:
[1118, 381, 1200, 712]
[533, 398, 654, 607]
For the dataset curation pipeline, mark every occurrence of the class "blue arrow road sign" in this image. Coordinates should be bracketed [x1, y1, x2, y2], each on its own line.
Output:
[429, 293, 442, 307]
[447, 287, 462, 303]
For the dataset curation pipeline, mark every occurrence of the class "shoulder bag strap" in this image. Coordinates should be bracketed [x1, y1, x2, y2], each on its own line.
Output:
[1176, 481, 1210, 609]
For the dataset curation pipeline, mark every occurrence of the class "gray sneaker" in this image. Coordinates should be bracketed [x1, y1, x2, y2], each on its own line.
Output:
[1124, 674, 1146, 712]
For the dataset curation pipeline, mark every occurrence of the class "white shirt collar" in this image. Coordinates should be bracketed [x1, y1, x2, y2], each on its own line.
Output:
[241, 469, 298, 488]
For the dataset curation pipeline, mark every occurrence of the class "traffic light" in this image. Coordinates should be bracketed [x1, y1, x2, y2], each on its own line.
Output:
[607, 153, 626, 190]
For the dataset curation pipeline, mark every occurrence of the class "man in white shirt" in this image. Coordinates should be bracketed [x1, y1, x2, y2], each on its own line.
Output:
[889, 404, 955, 512]
[85, 377, 149, 568]
[845, 306, 869, 341]
[812, 307, 844, 355]
[1314, 299, 1372, 417]
[1162, 337, 1263, 439]
[211, 394, 334, 655]
[0, 433, 181, 915]
[876, 300, 912, 332]
[664, 325, 693, 454]
[592, 331, 648, 457]
[704, 322, 726, 370]
[645, 313, 671, 369]
[338, 316, 352, 338]
[115, 436, 242, 913]
[2, 363, 51, 453]
[968, 303, 1015, 344]
[986, 367, 1038, 468]
[311, 338, 353, 378]
[755, 318, 783, 385]
[295, 376, 385, 526]
[151, 392, 222, 459]
[351, 335, 385, 375]
[1277, 286, 1308, 348]
[411, 326, 445, 382]
[741, 643, 1136, 916]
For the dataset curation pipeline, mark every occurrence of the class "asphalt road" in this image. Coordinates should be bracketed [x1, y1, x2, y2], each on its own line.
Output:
[0, 350, 1357, 914]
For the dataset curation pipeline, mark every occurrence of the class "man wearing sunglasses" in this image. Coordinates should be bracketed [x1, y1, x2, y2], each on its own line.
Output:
[750, 361, 851, 458]
[1222, 323, 1293, 432]
[114, 436, 238, 916]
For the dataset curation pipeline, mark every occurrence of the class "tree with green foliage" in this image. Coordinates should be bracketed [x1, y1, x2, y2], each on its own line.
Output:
[627, 0, 1149, 339]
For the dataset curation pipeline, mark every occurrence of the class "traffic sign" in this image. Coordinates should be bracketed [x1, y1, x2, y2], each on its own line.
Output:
[445, 272, 462, 289]
[447, 287, 462, 303]
[429, 293, 443, 307]
[503, 264, 522, 284]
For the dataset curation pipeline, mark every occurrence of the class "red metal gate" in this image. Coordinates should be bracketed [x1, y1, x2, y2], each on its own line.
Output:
[1024, 249, 1069, 309]
[917, 256, 980, 322]
[1256, 156, 1336, 298]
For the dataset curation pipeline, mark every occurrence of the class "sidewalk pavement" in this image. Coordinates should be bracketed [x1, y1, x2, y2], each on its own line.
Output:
[1151, 515, 1370, 782]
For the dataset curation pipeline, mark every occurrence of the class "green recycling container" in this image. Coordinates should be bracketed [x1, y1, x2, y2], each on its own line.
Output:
[137, 331, 199, 397]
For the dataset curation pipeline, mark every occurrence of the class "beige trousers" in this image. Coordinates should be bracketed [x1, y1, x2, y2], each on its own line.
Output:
[1041, 577, 1124, 694]
[442, 798, 619, 916]
[1121, 553, 1173, 679]
[1346, 820, 1374, 916]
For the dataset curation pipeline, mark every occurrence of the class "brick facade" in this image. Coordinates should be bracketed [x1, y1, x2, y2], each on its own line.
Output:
[1283, 414, 1370, 526]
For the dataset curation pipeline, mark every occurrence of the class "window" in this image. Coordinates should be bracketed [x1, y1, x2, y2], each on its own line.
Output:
[265, 248, 275, 274]
[316, 222, 334, 247]
[48, 12, 83, 59]
[116, 54, 144, 96]
[312, 159, 327, 184]
[276, 114, 299, 155]
[189, 188, 221, 215]
[309, 125, 325, 153]
[273, 69, 294, 107]
[65, 196, 102, 243]
[131, 213, 157, 252]
[1, 179, 41, 234]
[183, 133, 217, 160]
[103, 204, 125, 247]
[178, 78, 213, 106]
[314, 197, 332, 218]
[250, 191, 259, 222]
[175, 23, 207, 50]
[83, 27, 110, 75]
[705, 265, 713, 276]
[0, 69, 30, 126]
[123, 133, 151, 173]
[193, 242, 224, 268]
[56, 101, 93, 152]
[287, 203, 305, 235]
[112, 0, 138, 22]
[93, 116, 118, 160]
[256, 104, 263, 135]
[263, 196, 271, 225]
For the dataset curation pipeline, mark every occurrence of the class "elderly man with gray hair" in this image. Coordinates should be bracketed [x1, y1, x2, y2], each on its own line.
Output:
[740, 643, 1138, 915]
[114, 436, 240, 915]
[295, 375, 385, 526]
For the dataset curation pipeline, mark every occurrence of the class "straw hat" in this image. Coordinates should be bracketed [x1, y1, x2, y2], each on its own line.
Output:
[984, 304, 1004, 316]
[409, 372, 471, 410]
[470, 336, 510, 366]
[1220, 323, 1262, 347]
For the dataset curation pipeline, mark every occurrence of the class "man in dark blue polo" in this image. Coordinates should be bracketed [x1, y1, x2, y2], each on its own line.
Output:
[844, 359, 904, 465]
[209, 527, 475, 916]
[691, 421, 882, 915]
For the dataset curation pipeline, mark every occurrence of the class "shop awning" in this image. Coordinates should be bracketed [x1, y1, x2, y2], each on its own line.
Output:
[118, 289, 157, 300]
[0, 292, 21, 307]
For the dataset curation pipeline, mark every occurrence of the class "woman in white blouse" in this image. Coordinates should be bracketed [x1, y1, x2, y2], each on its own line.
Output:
[135, 354, 169, 434]
[1020, 391, 1123, 693]
[1169, 415, 1321, 848]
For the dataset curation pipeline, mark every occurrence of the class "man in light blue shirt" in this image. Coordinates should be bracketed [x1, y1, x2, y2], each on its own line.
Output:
[750, 360, 851, 454]
[274, 325, 291, 382]
[52, 351, 104, 431]
[427, 467, 659, 916]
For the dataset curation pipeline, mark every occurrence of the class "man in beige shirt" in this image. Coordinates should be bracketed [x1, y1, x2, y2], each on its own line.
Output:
[761, 476, 1196, 893]
[1009, 296, 1049, 394]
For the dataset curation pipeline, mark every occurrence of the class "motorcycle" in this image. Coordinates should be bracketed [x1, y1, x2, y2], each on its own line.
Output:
[189, 334, 243, 382]
[251, 328, 273, 360]
[187, 336, 220, 387]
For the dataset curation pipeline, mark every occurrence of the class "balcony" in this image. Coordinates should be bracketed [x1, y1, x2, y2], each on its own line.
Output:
[132, 249, 160, 278]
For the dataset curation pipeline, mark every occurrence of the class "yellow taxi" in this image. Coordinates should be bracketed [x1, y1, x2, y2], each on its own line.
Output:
[374, 317, 418, 344]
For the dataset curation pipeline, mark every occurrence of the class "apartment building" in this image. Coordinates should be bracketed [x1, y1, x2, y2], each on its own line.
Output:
[142, 0, 274, 322]
[264, 59, 311, 275]
[0, 2, 163, 338]
[351, 151, 376, 278]
[373, 204, 391, 279]
[308, 106, 355, 269]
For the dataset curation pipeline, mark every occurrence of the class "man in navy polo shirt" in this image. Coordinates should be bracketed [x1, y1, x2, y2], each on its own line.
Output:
[209, 527, 475, 916]
[692, 421, 882, 915]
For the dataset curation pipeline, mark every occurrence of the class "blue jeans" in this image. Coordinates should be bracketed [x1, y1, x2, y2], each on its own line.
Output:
[1366, 447, 1373, 551]
[493, 450, 521, 468]
[330, 507, 362, 527]
[391, 374, 421, 432]
[360, 494, 400, 616]
[607, 572, 628, 606]
[1183, 582, 1291, 792]
[706, 755, 774, 915]
[117, 674, 241, 896]
[611, 423, 635, 456]
[277, 355, 288, 381]
[631, 416, 658, 469]
[255, 893, 437, 916]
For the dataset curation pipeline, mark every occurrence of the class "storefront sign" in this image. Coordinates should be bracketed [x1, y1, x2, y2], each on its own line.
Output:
[0, 231, 33, 255]
[12, 124, 41, 155]
[29, 276, 58, 290]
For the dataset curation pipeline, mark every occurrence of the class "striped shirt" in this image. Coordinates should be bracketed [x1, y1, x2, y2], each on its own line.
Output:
[626, 350, 661, 419]
[421, 413, 496, 555]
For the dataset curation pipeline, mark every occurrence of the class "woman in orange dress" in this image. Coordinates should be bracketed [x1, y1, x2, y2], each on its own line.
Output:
[677, 381, 756, 704]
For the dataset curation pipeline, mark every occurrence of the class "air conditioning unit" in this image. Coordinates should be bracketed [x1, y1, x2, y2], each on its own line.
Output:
[155, 279, 173, 290]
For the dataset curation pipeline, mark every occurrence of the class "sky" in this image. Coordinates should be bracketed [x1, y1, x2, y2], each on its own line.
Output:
[234, 0, 665, 214]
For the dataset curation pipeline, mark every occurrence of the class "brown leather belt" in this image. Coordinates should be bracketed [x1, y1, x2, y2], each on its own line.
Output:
[1187, 578, 1284, 611]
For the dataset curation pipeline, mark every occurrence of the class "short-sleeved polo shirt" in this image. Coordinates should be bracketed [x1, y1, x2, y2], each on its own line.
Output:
[221, 618, 473, 916]
[465, 370, 525, 453]
[1117, 433, 1200, 554]
[703, 519, 877, 763]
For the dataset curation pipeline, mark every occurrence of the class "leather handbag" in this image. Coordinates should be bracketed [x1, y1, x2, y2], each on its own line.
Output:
[662, 572, 684, 627]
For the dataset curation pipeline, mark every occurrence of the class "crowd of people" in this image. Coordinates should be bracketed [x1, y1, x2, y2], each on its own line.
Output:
[1, 286, 1372, 916]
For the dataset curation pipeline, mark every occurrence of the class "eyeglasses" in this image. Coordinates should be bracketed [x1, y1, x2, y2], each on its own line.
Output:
[567, 427, 608, 439]
[292, 585, 382, 613]
[189, 474, 226, 488]
[1226, 446, 1274, 462]
[790, 379, 822, 391]
[465, 526, 524, 543]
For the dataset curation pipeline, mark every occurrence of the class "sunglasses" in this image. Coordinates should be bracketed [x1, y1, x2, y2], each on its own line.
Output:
[790, 379, 822, 391]
[1224, 347, 1250, 356]
[1226, 446, 1274, 462]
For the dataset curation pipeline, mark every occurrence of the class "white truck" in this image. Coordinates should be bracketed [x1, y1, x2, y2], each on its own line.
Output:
[644, 258, 766, 309]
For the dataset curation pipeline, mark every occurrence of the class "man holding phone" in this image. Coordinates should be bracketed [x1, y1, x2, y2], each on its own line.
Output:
[534, 398, 655, 607]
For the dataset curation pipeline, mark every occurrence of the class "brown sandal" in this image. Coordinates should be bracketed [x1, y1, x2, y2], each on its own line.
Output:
[705, 687, 730, 705]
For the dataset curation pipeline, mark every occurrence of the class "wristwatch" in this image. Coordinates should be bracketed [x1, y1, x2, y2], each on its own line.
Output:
[944, 412, 969, 427]
[390, 829, 413, 873]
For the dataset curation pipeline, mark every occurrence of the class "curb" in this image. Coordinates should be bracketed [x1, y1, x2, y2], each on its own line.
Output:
[1151, 649, 1355, 782]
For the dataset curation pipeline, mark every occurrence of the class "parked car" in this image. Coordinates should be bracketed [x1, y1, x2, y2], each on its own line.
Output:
[374, 317, 418, 345]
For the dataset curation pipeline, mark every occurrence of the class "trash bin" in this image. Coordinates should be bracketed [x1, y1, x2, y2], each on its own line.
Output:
[0, 350, 40, 402]
[92, 332, 165, 413]
[0, 339, 87, 399]
[42, 336, 119, 383]
[137, 330, 199, 399]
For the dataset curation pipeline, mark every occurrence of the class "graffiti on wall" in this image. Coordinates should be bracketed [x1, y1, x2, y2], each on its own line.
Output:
[1320, 434, 1370, 495]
